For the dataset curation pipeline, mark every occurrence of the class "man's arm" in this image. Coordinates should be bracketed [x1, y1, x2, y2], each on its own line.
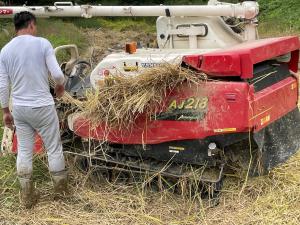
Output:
[0, 56, 10, 108]
[46, 53, 65, 85]
[0, 56, 13, 129]
[44, 39, 65, 98]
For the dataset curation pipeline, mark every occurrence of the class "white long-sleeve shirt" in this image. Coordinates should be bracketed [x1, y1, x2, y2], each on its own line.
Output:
[0, 35, 64, 108]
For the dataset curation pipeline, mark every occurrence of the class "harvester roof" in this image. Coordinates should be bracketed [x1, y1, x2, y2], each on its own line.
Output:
[182, 36, 300, 78]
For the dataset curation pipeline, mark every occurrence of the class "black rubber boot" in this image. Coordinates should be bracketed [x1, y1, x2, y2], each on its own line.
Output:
[18, 175, 40, 209]
[51, 169, 69, 200]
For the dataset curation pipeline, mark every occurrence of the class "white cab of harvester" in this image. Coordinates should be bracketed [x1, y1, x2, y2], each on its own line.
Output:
[90, 1, 258, 89]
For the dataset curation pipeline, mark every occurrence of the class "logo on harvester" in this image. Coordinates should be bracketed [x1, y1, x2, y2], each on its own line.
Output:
[153, 96, 209, 121]
[0, 9, 13, 15]
[141, 62, 162, 68]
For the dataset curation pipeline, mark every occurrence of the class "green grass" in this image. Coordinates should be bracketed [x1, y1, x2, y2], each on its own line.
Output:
[0, 18, 87, 51]
[258, 0, 300, 37]
[0, 154, 17, 208]
[0, 112, 2, 139]
[37, 19, 87, 49]
[0, 152, 51, 208]
[0, 19, 13, 49]
[66, 17, 156, 33]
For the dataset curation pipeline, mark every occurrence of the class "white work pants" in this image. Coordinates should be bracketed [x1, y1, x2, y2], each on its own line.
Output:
[12, 105, 65, 176]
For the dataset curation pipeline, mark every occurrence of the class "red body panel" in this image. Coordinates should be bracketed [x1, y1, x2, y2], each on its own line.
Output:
[72, 36, 300, 145]
[183, 36, 300, 78]
[12, 133, 44, 154]
[73, 82, 251, 144]
[73, 75, 298, 144]
[250, 77, 298, 131]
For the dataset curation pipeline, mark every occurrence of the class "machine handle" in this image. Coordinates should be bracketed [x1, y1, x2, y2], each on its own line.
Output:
[54, 2, 74, 7]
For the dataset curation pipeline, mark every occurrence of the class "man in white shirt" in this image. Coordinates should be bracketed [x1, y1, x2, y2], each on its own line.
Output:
[0, 11, 68, 208]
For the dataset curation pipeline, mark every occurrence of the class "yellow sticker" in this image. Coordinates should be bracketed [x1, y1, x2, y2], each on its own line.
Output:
[124, 65, 138, 72]
[260, 115, 271, 125]
[169, 146, 185, 151]
[291, 82, 297, 90]
[214, 128, 237, 133]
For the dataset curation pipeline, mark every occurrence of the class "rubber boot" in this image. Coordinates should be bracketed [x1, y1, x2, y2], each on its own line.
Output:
[51, 169, 69, 200]
[18, 175, 40, 209]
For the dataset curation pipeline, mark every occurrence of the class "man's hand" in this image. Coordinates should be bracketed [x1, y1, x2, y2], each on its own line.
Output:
[3, 110, 13, 130]
[55, 84, 65, 99]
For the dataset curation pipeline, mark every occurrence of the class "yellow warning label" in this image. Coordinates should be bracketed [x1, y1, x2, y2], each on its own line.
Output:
[124, 65, 138, 72]
[169, 146, 185, 151]
[214, 128, 237, 133]
[260, 115, 271, 126]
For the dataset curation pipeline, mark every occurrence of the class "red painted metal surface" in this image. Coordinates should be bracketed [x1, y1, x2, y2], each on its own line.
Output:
[13, 75, 298, 148]
[73, 75, 299, 144]
[0, 9, 13, 15]
[183, 36, 300, 78]
[250, 77, 299, 131]
[12, 133, 44, 154]
[73, 81, 252, 144]
[72, 37, 300, 144]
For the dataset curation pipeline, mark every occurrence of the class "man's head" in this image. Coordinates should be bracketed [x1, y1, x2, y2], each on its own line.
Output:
[13, 11, 37, 36]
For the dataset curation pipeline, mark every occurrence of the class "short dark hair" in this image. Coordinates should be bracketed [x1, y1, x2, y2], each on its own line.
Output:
[13, 11, 36, 31]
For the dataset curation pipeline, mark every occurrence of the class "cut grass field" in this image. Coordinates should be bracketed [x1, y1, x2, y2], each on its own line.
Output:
[0, 2, 300, 224]
[0, 150, 299, 224]
[0, 112, 2, 140]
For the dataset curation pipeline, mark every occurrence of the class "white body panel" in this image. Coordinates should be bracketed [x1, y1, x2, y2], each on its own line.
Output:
[156, 16, 243, 49]
[90, 12, 250, 89]
[90, 48, 217, 89]
[0, 2, 258, 19]
[0, 1, 258, 41]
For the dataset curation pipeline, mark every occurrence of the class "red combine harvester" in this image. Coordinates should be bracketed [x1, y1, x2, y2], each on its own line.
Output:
[72, 36, 300, 182]
[1, 1, 299, 200]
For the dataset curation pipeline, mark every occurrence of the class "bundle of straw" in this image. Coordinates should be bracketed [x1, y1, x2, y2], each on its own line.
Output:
[49, 78, 84, 109]
[83, 64, 207, 129]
